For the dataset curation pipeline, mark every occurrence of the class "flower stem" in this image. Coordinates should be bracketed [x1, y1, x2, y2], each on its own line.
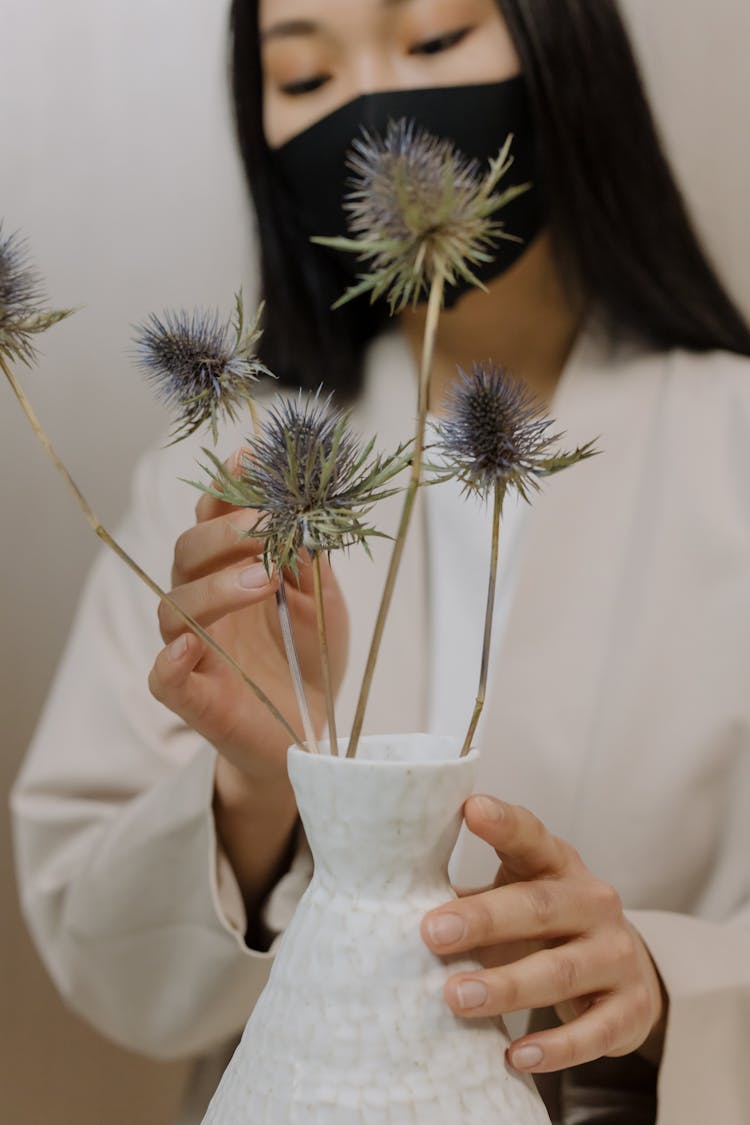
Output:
[247, 396, 260, 437]
[461, 480, 503, 757]
[275, 577, 321, 754]
[346, 271, 445, 758]
[312, 553, 338, 755]
[0, 351, 303, 749]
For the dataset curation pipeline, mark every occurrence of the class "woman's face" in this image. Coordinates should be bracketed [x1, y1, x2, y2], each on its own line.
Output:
[259, 0, 521, 149]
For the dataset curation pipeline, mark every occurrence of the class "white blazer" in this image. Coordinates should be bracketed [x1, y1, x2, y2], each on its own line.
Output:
[10, 319, 750, 1124]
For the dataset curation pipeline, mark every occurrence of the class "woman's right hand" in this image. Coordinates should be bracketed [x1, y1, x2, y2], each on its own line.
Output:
[147, 447, 350, 789]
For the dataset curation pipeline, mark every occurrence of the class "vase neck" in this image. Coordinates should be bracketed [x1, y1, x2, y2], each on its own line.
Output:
[287, 737, 479, 891]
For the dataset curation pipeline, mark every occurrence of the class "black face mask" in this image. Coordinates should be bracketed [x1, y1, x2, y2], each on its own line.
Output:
[269, 76, 545, 310]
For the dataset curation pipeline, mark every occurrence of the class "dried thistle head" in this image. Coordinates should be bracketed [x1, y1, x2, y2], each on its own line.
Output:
[432, 361, 599, 503]
[133, 293, 273, 445]
[312, 121, 529, 313]
[0, 225, 75, 365]
[188, 389, 412, 574]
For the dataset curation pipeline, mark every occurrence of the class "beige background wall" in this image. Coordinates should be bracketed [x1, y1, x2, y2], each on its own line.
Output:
[1, 0, 748, 1121]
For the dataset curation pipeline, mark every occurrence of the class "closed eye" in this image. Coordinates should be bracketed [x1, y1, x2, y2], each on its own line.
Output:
[408, 26, 474, 56]
[280, 74, 331, 96]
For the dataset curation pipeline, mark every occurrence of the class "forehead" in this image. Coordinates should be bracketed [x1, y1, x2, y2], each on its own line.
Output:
[259, 0, 433, 30]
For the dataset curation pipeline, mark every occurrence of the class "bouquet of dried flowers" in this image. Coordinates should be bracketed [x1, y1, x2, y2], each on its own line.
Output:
[2, 119, 597, 764]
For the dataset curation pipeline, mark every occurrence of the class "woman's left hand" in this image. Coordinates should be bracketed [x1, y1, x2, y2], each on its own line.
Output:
[420, 795, 668, 1075]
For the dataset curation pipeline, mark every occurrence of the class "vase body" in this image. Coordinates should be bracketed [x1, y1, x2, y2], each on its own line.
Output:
[203, 733, 551, 1124]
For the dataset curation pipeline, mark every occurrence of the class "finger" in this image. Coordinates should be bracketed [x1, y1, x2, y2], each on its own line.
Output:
[148, 630, 205, 710]
[422, 877, 600, 955]
[157, 559, 277, 645]
[452, 882, 495, 899]
[148, 633, 238, 746]
[506, 993, 646, 1074]
[172, 509, 267, 586]
[194, 447, 251, 523]
[464, 795, 573, 879]
[444, 937, 600, 1019]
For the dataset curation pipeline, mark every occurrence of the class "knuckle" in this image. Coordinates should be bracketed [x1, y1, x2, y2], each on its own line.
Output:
[555, 953, 581, 996]
[472, 901, 496, 943]
[598, 1012, 623, 1055]
[209, 567, 229, 603]
[496, 971, 521, 1010]
[609, 927, 638, 969]
[591, 879, 623, 920]
[225, 517, 245, 550]
[526, 883, 556, 930]
[557, 1028, 579, 1070]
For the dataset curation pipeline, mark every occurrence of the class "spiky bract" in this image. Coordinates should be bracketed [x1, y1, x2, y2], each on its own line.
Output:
[432, 361, 599, 503]
[0, 225, 74, 365]
[133, 293, 272, 445]
[189, 390, 412, 574]
[312, 121, 529, 313]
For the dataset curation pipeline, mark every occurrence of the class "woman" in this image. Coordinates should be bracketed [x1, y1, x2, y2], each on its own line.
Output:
[10, 1, 750, 1122]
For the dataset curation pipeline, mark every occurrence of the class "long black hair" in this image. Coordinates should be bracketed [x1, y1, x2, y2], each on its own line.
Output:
[230, 0, 750, 398]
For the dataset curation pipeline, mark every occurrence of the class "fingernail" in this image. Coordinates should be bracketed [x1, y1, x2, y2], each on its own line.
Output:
[229, 448, 246, 473]
[238, 563, 270, 589]
[511, 1044, 544, 1070]
[456, 980, 488, 1010]
[169, 634, 188, 661]
[427, 913, 466, 945]
[473, 795, 503, 822]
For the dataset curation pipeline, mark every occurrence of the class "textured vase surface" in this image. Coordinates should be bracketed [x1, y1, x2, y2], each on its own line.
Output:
[203, 733, 551, 1124]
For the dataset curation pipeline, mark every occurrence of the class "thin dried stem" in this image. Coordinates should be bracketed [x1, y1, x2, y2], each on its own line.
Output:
[0, 351, 303, 749]
[346, 271, 445, 758]
[275, 578, 321, 754]
[247, 395, 260, 437]
[312, 552, 338, 755]
[461, 480, 503, 757]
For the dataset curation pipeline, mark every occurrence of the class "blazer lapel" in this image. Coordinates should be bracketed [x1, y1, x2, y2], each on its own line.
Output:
[451, 322, 670, 886]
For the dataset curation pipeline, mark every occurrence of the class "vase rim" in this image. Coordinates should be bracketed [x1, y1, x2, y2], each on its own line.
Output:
[287, 732, 480, 769]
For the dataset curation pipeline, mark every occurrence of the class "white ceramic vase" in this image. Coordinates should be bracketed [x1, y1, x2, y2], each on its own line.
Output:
[202, 733, 551, 1124]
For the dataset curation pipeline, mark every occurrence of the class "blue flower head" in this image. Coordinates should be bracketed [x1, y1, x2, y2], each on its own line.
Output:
[133, 294, 273, 445]
[433, 360, 599, 503]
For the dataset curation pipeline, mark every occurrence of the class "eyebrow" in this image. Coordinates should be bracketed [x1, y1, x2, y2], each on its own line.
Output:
[261, 0, 417, 42]
[260, 19, 317, 43]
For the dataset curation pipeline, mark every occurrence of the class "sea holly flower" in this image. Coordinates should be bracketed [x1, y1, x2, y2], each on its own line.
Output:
[313, 120, 529, 313]
[431, 360, 599, 504]
[0, 225, 75, 365]
[431, 360, 599, 757]
[190, 389, 412, 576]
[189, 388, 411, 756]
[132, 293, 272, 445]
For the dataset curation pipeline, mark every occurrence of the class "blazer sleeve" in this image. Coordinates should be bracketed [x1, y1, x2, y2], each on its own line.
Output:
[618, 351, 750, 1124]
[625, 905, 750, 1125]
[8, 432, 311, 1062]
